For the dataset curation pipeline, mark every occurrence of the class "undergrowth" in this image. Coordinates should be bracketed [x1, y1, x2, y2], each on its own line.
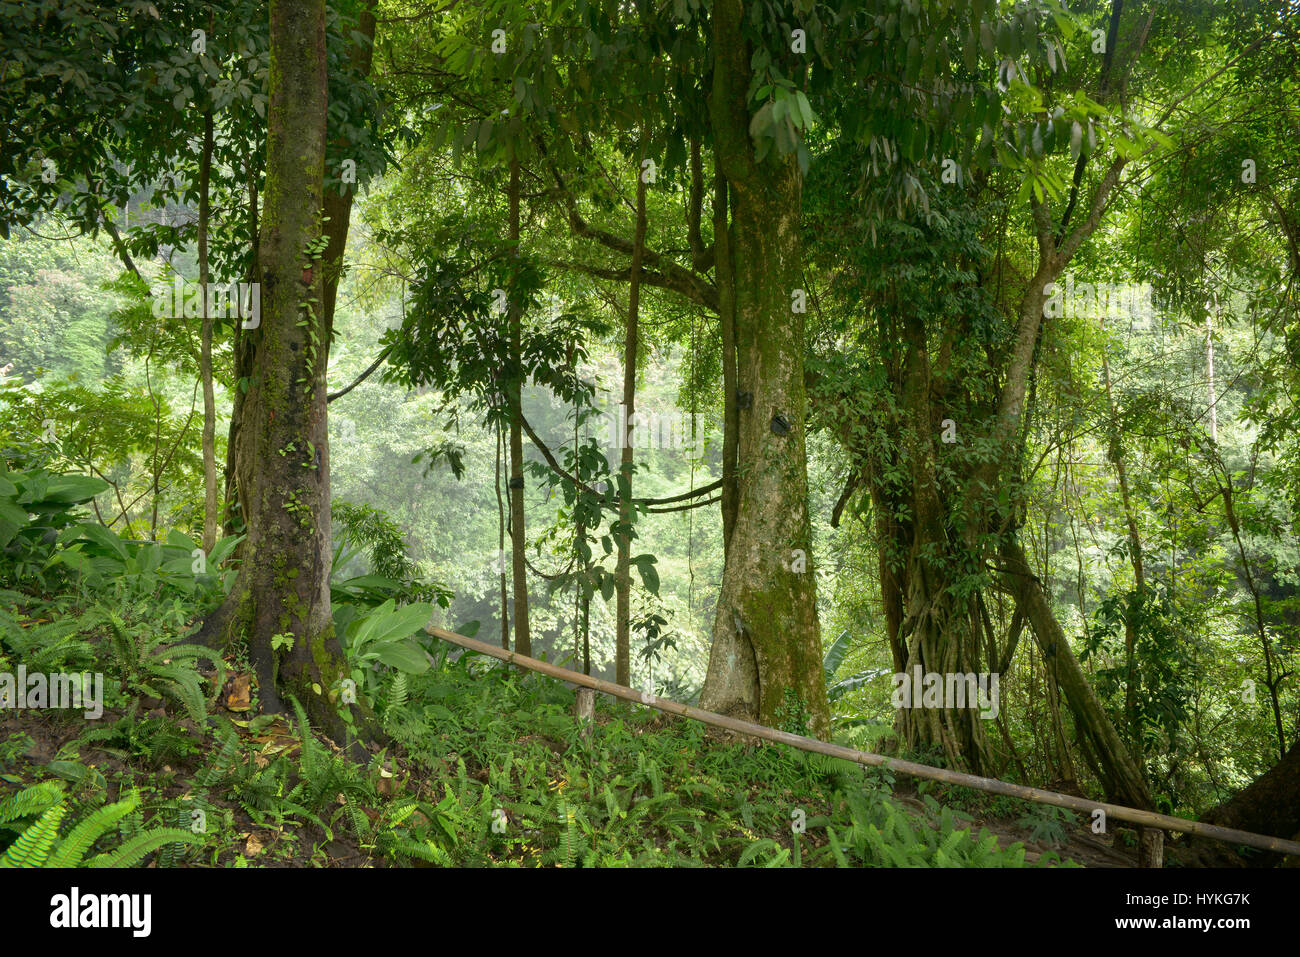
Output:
[0, 555, 1073, 868]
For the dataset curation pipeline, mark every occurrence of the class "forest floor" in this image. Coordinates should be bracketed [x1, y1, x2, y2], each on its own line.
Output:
[0, 639, 1176, 868]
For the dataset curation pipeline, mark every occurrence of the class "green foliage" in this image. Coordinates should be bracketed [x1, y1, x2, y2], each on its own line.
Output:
[365, 647, 1058, 868]
[1016, 805, 1077, 849]
[632, 596, 677, 666]
[817, 788, 1065, 869]
[0, 780, 199, 868]
[775, 688, 811, 737]
[0, 447, 108, 578]
[54, 526, 241, 603]
[821, 629, 891, 706]
[1083, 584, 1204, 755]
[104, 610, 224, 727]
[73, 714, 202, 770]
[331, 499, 452, 608]
[0, 598, 99, 673]
[1, 378, 210, 545]
[338, 598, 436, 711]
[4, 0, 1298, 874]
[0, 231, 125, 378]
[0, 449, 240, 607]
[0, 780, 63, 829]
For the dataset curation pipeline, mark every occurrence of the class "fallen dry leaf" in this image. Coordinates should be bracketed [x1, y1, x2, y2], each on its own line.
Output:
[225, 673, 252, 712]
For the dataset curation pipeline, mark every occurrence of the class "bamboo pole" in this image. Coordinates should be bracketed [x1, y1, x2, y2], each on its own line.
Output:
[425, 625, 1300, 859]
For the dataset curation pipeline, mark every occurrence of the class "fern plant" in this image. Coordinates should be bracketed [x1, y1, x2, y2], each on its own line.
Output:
[105, 611, 224, 726]
[0, 606, 101, 674]
[381, 671, 409, 725]
[284, 696, 372, 833]
[1016, 805, 1077, 848]
[0, 780, 64, 830]
[157, 803, 193, 868]
[0, 782, 200, 867]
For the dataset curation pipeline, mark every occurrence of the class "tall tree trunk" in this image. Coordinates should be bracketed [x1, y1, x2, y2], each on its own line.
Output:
[887, 314, 998, 771]
[198, 107, 218, 553]
[699, 0, 828, 738]
[196, 0, 352, 742]
[224, 0, 374, 543]
[615, 131, 648, 687]
[222, 158, 261, 540]
[506, 158, 531, 657]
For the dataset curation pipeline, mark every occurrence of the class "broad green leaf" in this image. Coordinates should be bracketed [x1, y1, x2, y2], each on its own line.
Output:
[795, 90, 814, 128]
[0, 497, 29, 547]
[635, 561, 659, 596]
[59, 522, 127, 559]
[823, 629, 853, 680]
[34, 475, 108, 506]
[337, 574, 405, 592]
[371, 638, 431, 674]
[353, 600, 434, 649]
[208, 534, 245, 567]
[165, 529, 198, 551]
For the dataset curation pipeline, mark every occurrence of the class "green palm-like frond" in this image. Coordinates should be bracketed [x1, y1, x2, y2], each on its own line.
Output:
[0, 782, 205, 868]
[86, 828, 200, 868]
[44, 793, 141, 868]
[0, 804, 66, 867]
[0, 780, 65, 826]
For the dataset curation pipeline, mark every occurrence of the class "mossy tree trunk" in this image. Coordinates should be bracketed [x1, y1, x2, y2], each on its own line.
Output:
[224, 1, 375, 542]
[836, 302, 1001, 772]
[890, 311, 997, 770]
[698, 0, 829, 739]
[713, 168, 740, 546]
[820, 190, 1148, 781]
[221, 157, 259, 540]
[197, 0, 352, 742]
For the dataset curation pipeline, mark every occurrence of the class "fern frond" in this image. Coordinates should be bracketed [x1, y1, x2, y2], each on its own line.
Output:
[387, 834, 453, 865]
[0, 805, 67, 867]
[157, 804, 192, 868]
[737, 838, 782, 867]
[0, 781, 65, 826]
[147, 664, 209, 725]
[195, 725, 242, 791]
[384, 672, 408, 719]
[158, 644, 226, 698]
[86, 828, 200, 868]
[343, 796, 370, 839]
[72, 726, 124, 748]
[44, 794, 140, 868]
